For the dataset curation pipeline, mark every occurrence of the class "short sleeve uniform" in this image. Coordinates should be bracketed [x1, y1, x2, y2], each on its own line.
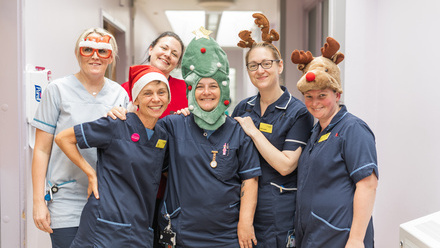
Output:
[70, 113, 168, 248]
[31, 75, 128, 228]
[232, 86, 314, 248]
[157, 114, 261, 248]
[296, 105, 378, 248]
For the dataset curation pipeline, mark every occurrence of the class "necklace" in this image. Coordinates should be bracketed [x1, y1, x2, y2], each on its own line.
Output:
[92, 92, 97, 96]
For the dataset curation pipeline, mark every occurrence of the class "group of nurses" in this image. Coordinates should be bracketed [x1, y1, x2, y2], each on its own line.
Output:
[38, 15, 378, 248]
[233, 14, 314, 248]
[55, 65, 171, 247]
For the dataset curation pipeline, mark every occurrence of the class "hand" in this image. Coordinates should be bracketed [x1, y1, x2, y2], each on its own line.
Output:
[234, 116, 258, 138]
[345, 237, 365, 248]
[237, 221, 257, 248]
[176, 107, 190, 116]
[33, 201, 53, 233]
[106, 106, 128, 120]
[87, 172, 99, 199]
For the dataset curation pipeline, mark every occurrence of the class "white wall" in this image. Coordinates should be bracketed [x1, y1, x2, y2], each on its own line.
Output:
[345, 0, 440, 247]
[25, 0, 130, 80]
[283, 0, 305, 100]
[0, 0, 25, 247]
[133, 3, 160, 66]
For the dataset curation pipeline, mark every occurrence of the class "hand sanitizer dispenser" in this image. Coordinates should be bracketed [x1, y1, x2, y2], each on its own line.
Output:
[26, 65, 51, 149]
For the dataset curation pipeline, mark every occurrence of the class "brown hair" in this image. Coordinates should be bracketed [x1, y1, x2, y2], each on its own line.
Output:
[144, 31, 185, 68]
[245, 42, 282, 64]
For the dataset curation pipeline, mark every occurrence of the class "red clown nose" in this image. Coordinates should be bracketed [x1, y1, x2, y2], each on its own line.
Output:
[306, 72, 315, 82]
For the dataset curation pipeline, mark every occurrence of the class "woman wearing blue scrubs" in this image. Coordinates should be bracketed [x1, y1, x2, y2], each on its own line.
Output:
[108, 28, 262, 248]
[55, 65, 170, 247]
[233, 13, 314, 248]
[156, 28, 261, 248]
[292, 37, 378, 248]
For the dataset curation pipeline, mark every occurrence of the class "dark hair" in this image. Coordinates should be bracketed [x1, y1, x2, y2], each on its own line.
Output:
[143, 31, 185, 67]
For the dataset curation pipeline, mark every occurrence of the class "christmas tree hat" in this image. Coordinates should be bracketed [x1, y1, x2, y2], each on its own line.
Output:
[181, 27, 231, 130]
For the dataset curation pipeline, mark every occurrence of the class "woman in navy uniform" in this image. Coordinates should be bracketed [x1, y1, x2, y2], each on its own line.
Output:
[156, 28, 261, 248]
[55, 65, 171, 248]
[292, 38, 378, 248]
[108, 28, 262, 248]
[233, 13, 314, 247]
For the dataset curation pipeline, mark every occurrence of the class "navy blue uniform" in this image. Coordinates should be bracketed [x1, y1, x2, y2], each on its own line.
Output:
[232, 86, 314, 248]
[296, 105, 378, 248]
[158, 114, 261, 248]
[70, 113, 168, 248]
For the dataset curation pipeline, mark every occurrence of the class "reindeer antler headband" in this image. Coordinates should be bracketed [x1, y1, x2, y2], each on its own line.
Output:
[237, 13, 280, 49]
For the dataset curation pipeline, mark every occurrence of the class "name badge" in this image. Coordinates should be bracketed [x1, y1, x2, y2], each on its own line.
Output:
[318, 132, 331, 143]
[156, 139, 167, 149]
[259, 123, 273, 133]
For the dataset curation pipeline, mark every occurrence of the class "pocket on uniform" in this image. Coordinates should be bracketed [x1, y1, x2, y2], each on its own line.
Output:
[212, 148, 238, 181]
[306, 211, 350, 247]
[270, 182, 296, 230]
[92, 217, 132, 248]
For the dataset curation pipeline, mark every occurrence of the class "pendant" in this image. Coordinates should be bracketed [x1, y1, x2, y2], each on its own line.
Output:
[210, 160, 217, 168]
[210, 151, 218, 168]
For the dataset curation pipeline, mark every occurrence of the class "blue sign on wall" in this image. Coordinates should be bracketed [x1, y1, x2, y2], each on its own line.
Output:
[35, 85, 42, 102]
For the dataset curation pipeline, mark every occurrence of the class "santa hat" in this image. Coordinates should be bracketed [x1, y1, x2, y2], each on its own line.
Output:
[127, 65, 170, 112]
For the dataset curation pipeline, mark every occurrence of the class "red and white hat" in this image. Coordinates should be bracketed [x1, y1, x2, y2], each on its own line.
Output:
[127, 65, 170, 111]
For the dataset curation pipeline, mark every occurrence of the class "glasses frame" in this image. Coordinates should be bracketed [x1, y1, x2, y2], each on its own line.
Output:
[246, 59, 280, 71]
[79, 47, 112, 59]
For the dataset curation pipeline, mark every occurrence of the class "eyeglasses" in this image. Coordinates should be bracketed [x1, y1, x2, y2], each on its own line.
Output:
[246, 60, 280, 71]
[80, 47, 112, 59]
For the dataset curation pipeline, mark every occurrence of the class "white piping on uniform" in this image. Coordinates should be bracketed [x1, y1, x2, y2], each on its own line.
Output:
[270, 182, 297, 193]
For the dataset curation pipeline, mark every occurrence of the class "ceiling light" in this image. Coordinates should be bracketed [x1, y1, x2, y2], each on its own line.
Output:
[198, 0, 235, 11]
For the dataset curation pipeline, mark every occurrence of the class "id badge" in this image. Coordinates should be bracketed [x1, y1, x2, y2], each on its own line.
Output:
[286, 229, 296, 248]
[159, 229, 176, 247]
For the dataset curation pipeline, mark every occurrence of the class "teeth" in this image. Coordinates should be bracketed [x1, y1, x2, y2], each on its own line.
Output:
[150, 106, 162, 110]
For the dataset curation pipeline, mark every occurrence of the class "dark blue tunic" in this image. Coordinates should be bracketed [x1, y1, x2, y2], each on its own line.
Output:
[70, 113, 168, 248]
[158, 114, 261, 248]
[232, 86, 314, 248]
[296, 105, 378, 248]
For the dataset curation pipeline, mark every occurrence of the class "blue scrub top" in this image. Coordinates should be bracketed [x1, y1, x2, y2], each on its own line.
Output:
[158, 114, 261, 248]
[70, 113, 168, 248]
[296, 105, 378, 248]
[232, 86, 313, 247]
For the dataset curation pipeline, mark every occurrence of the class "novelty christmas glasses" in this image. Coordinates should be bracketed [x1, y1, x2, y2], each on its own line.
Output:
[79, 35, 113, 59]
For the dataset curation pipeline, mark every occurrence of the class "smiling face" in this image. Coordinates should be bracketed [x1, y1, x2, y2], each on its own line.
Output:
[304, 88, 341, 128]
[195, 78, 220, 112]
[148, 36, 182, 77]
[246, 46, 283, 90]
[134, 81, 170, 120]
[77, 33, 113, 78]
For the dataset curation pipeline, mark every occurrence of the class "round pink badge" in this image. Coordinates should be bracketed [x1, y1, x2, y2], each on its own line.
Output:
[131, 133, 140, 142]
